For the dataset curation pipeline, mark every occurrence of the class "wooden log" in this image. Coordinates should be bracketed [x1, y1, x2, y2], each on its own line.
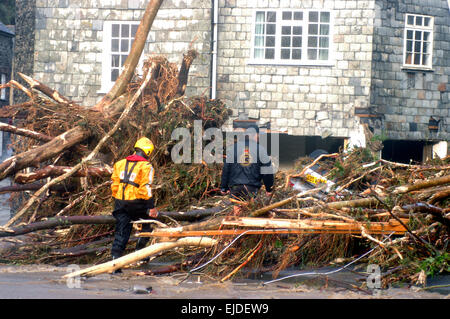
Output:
[0, 126, 90, 181]
[63, 236, 217, 278]
[0, 206, 228, 238]
[0, 215, 116, 238]
[393, 174, 450, 194]
[17, 72, 80, 107]
[175, 49, 198, 97]
[221, 217, 408, 234]
[0, 182, 77, 195]
[0, 122, 52, 142]
[14, 165, 113, 184]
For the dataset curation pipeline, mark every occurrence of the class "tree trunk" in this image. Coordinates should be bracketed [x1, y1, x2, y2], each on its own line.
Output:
[0, 122, 52, 142]
[175, 49, 198, 96]
[63, 236, 217, 278]
[0, 126, 90, 180]
[14, 165, 113, 184]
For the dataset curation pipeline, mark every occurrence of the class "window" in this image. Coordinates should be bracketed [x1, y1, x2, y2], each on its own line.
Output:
[251, 10, 333, 65]
[403, 14, 433, 69]
[0, 74, 6, 100]
[100, 21, 142, 92]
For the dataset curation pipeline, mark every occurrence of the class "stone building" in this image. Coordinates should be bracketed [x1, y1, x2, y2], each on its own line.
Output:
[0, 21, 14, 108]
[13, 0, 450, 164]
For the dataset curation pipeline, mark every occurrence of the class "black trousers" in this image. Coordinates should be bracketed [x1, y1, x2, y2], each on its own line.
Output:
[111, 199, 153, 259]
[230, 184, 259, 201]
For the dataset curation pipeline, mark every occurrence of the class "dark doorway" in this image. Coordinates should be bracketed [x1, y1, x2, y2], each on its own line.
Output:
[382, 140, 424, 164]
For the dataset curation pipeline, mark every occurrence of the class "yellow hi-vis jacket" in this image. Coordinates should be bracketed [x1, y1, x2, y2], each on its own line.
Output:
[111, 155, 155, 201]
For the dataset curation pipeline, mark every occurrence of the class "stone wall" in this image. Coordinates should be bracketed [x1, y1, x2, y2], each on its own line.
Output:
[14, 0, 36, 104]
[27, 0, 211, 107]
[0, 33, 14, 107]
[215, 0, 376, 138]
[371, 0, 450, 142]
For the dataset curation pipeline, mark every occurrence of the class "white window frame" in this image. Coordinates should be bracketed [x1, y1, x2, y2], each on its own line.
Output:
[249, 9, 334, 66]
[402, 14, 434, 70]
[99, 21, 144, 93]
[0, 74, 6, 100]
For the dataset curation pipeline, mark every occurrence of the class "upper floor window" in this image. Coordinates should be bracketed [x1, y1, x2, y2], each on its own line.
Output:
[100, 21, 142, 93]
[251, 9, 333, 65]
[403, 14, 433, 69]
[0, 74, 6, 100]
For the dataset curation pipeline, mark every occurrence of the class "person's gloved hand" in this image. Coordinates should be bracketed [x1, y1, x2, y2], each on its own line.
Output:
[148, 208, 158, 218]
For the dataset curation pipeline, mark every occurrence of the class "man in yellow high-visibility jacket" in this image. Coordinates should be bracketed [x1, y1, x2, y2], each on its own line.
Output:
[110, 137, 158, 264]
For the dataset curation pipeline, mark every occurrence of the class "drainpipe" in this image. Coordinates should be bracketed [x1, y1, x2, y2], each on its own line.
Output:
[211, 0, 218, 99]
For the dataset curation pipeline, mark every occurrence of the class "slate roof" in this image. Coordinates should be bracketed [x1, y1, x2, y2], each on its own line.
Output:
[0, 22, 14, 37]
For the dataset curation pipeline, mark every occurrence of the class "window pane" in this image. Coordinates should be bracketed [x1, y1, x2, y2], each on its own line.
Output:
[406, 30, 413, 39]
[416, 16, 422, 26]
[266, 36, 275, 47]
[423, 42, 430, 54]
[422, 54, 429, 65]
[319, 49, 328, 60]
[294, 12, 303, 20]
[131, 25, 138, 37]
[282, 11, 292, 20]
[414, 53, 420, 64]
[254, 48, 264, 58]
[121, 39, 129, 52]
[112, 24, 120, 37]
[308, 49, 317, 60]
[256, 12, 265, 23]
[423, 32, 430, 41]
[293, 36, 302, 47]
[308, 36, 317, 47]
[407, 15, 414, 25]
[254, 36, 264, 47]
[266, 23, 276, 35]
[415, 31, 422, 40]
[293, 26, 302, 35]
[309, 11, 318, 22]
[255, 24, 264, 34]
[405, 53, 412, 64]
[320, 24, 329, 35]
[308, 24, 318, 35]
[267, 11, 276, 22]
[281, 48, 290, 59]
[112, 54, 120, 67]
[265, 48, 275, 59]
[424, 17, 431, 26]
[414, 41, 421, 52]
[121, 55, 127, 67]
[406, 40, 413, 52]
[281, 36, 291, 47]
[111, 39, 119, 52]
[319, 37, 329, 48]
[111, 69, 119, 81]
[121, 24, 129, 38]
[292, 49, 301, 59]
[320, 12, 330, 23]
[282, 26, 291, 35]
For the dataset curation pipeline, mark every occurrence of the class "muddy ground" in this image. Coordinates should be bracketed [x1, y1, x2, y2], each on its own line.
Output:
[0, 264, 448, 300]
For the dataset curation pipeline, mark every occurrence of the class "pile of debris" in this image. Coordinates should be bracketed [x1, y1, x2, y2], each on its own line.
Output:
[0, 2, 448, 289]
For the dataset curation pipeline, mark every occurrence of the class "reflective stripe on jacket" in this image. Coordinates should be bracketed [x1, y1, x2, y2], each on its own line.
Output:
[111, 155, 154, 201]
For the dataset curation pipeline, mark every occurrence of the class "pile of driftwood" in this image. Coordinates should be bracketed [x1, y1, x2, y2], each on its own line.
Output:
[0, 0, 448, 288]
[64, 149, 449, 287]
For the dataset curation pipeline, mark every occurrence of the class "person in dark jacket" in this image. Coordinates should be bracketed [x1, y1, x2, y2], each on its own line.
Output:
[220, 125, 274, 213]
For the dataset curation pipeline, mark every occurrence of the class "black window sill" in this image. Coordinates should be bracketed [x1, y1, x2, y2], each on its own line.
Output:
[401, 66, 434, 73]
